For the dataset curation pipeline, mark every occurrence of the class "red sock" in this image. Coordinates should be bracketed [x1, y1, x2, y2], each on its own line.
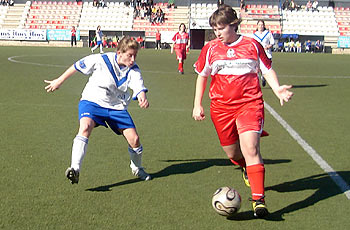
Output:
[229, 158, 246, 168]
[178, 62, 182, 71]
[246, 164, 265, 201]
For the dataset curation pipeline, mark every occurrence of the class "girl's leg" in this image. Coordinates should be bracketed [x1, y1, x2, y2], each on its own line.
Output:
[66, 117, 95, 184]
[239, 131, 268, 218]
[121, 128, 151, 180]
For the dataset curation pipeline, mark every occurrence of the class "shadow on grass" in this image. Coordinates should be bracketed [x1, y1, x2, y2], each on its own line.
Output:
[259, 171, 350, 221]
[86, 158, 290, 192]
[290, 84, 328, 88]
[265, 84, 328, 89]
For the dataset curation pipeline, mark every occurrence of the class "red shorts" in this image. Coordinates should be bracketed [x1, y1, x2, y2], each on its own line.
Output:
[175, 48, 186, 60]
[210, 100, 264, 146]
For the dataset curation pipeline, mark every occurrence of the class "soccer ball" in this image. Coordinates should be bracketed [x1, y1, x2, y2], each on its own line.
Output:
[211, 186, 241, 217]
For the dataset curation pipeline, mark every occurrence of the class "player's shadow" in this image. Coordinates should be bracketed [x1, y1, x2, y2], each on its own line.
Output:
[265, 84, 328, 89]
[86, 158, 290, 192]
[290, 84, 328, 88]
[263, 171, 349, 221]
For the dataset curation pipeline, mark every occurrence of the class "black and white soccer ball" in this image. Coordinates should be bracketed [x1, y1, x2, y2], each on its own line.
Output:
[211, 186, 241, 217]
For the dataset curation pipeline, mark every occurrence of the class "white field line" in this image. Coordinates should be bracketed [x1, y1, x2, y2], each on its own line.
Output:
[8, 55, 350, 79]
[264, 102, 350, 200]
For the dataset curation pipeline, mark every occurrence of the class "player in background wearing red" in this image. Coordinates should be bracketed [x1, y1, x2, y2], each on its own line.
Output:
[71, 26, 77, 47]
[192, 5, 293, 218]
[171, 23, 190, 74]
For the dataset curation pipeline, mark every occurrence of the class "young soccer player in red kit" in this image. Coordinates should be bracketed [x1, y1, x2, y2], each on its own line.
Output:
[192, 5, 293, 218]
[171, 23, 190, 74]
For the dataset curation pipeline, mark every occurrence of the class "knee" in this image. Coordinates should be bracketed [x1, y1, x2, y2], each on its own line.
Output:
[242, 143, 259, 157]
[78, 120, 95, 137]
[128, 135, 140, 148]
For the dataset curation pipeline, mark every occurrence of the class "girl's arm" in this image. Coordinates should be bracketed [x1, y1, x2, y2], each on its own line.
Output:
[192, 75, 207, 121]
[44, 65, 77, 92]
[263, 69, 293, 106]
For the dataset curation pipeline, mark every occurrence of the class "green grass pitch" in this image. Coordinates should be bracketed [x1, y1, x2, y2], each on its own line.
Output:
[0, 46, 350, 229]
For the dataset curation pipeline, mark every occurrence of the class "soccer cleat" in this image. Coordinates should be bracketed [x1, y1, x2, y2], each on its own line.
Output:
[241, 167, 250, 187]
[252, 197, 269, 218]
[261, 76, 267, 87]
[132, 167, 151, 181]
[65, 167, 79, 184]
[178, 70, 184, 74]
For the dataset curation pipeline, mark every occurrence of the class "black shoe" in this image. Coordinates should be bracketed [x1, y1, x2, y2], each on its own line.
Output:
[252, 196, 269, 218]
[65, 167, 79, 184]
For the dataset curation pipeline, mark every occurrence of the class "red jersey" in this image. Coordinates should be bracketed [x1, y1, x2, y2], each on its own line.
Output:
[195, 36, 272, 106]
[156, 32, 161, 41]
[136, 37, 143, 43]
[172, 32, 189, 50]
[71, 28, 76, 36]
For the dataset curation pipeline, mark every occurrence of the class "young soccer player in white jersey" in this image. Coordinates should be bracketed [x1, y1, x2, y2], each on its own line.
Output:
[91, 25, 104, 54]
[192, 5, 293, 218]
[44, 36, 151, 184]
[252, 20, 275, 87]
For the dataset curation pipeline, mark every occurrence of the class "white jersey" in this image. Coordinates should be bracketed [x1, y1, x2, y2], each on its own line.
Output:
[252, 30, 274, 59]
[96, 30, 102, 42]
[74, 52, 147, 110]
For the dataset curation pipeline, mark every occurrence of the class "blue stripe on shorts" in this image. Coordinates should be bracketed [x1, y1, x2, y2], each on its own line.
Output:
[78, 100, 135, 135]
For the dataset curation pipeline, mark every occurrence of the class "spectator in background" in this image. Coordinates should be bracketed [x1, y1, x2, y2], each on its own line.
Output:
[312, 0, 319, 12]
[102, 35, 108, 48]
[282, 0, 289, 10]
[329, 0, 335, 8]
[288, 0, 296, 11]
[155, 30, 161, 50]
[289, 39, 295, 52]
[71, 26, 77, 47]
[93, 0, 99, 7]
[136, 36, 145, 48]
[296, 40, 302, 53]
[9, 0, 14, 6]
[147, 0, 154, 7]
[315, 40, 322, 52]
[240, 0, 247, 12]
[306, 1, 312, 11]
[167, 0, 175, 8]
[284, 39, 289, 52]
[305, 40, 312, 52]
[111, 36, 119, 48]
[100, 0, 106, 8]
[217, 0, 224, 8]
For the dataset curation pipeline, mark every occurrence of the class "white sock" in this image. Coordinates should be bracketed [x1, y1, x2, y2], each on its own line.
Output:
[129, 145, 143, 171]
[71, 135, 88, 172]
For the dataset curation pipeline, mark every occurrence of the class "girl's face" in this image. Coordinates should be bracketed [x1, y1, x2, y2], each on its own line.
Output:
[213, 24, 237, 44]
[257, 21, 265, 32]
[179, 24, 186, 33]
[117, 48, 138, 67]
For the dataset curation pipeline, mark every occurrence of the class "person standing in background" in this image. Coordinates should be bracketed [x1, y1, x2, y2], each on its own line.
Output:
[155, 30, 161, 50]
[71, 26, 77, 47]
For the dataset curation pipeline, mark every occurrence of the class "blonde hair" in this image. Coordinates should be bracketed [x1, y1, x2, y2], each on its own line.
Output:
[117, 36, 140, 53]
[209, 4, 242, 30]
